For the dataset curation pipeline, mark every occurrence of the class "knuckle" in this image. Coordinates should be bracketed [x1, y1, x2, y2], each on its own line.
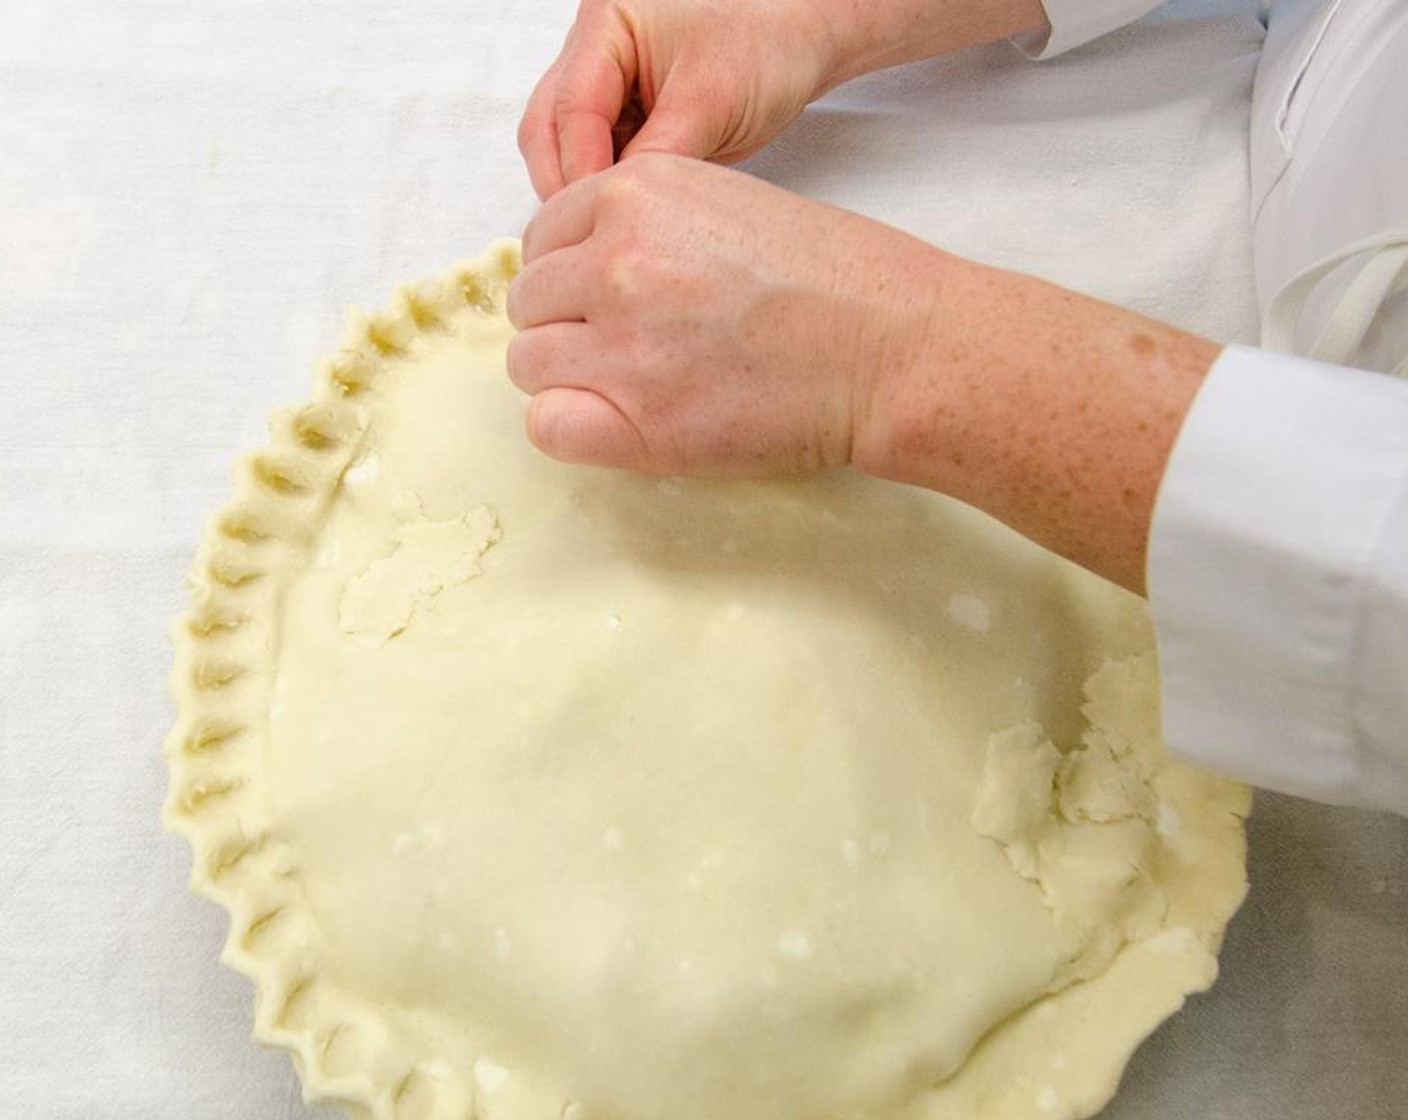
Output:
[595, 160, 676, 232]
[504, 332, 531, 387]
[525, 394, 557, 453]
[504, 280, 525, 329]
[505, 330, 555, 396]
[600, 154, 664, 201]
[519, 218, 539, 264]
[506, 260, 551, 326]
[601, 244, 647, 305]
[552, 87, 581, 116]
[595, 168, 637, 212]
[623, 150, 685, 191]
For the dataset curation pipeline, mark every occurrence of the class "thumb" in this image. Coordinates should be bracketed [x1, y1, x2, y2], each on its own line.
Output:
[619, 81, 723, 162]
[526, 388, 650, 470]
[555, 20, 637, 185]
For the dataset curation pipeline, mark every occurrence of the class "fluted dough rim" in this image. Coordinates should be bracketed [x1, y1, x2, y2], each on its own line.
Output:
[163, 240, 523, 1120]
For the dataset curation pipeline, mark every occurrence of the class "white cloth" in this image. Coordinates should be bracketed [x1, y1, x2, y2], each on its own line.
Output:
[2, 3, 1405, 1120]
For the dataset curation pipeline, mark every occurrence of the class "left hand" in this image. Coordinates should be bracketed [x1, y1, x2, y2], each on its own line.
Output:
[505, 153, 943, 477]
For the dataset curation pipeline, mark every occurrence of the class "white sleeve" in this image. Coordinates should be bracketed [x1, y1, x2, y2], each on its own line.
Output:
[1015, 0, 1165, 59]
[1148, 344, 1408, 815]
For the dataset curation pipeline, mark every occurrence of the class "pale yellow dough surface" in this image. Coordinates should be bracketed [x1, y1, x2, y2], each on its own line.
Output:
[166, 243, 1250, 1120]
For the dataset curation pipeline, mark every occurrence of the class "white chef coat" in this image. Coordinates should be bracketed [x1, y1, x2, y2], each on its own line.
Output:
[1034, 0, 1408, 814]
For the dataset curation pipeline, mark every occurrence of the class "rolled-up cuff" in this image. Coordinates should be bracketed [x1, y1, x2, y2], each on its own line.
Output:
[1148, 344, 1408, 815]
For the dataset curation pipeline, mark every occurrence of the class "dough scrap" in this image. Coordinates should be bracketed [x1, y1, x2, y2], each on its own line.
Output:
[339, 506, 501, 644]
[974, 654, 1174, 987]
[165, 242, 1250, 1120]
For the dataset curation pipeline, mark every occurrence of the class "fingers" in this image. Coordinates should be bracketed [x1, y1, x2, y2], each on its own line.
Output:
[526, 387, 649, 470]
[506, 250, 593, 331]
[521, 176, 600, 263]
[505, 322, 596, 394]
[554, 20, 636, 187]
[508, 322, 650, 471]
[519, 5, 650, 198]
[519, 61, 567, 201]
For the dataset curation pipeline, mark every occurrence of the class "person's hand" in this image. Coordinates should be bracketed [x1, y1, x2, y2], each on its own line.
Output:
[506, 153, 1220, 595]
[518, 0, 1050, 199]
[518, 0, 832, 200]
[506, 154, 938, 476]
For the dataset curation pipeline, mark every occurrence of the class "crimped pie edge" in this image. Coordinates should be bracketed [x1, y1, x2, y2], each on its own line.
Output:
[163, 240, 524, 1120]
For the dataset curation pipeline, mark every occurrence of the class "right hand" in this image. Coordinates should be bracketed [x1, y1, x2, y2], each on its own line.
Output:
[518, 0, 1050, 200]
[518, 0, 836, 200]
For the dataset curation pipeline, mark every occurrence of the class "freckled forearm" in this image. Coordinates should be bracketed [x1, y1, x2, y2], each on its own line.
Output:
[854, 254, 1219, 595]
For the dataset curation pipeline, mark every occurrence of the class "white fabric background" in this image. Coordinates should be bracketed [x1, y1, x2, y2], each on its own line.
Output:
[0, 1, 1403, 1118]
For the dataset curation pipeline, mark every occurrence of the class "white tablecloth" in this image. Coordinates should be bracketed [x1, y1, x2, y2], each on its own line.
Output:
[1, 2, 1403, 1117]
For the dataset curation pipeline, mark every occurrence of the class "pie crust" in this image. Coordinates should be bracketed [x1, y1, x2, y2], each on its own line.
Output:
[165, 241, 1251, 1120]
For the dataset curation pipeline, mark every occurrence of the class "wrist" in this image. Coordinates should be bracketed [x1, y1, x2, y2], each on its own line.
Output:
[850, 254, 1219, 594]
[848, 246, 971, 485]
[817, 0, 1051, 91]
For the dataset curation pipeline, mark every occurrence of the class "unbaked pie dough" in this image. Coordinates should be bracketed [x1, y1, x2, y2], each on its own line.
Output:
[165, 242, 1250, 1120]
